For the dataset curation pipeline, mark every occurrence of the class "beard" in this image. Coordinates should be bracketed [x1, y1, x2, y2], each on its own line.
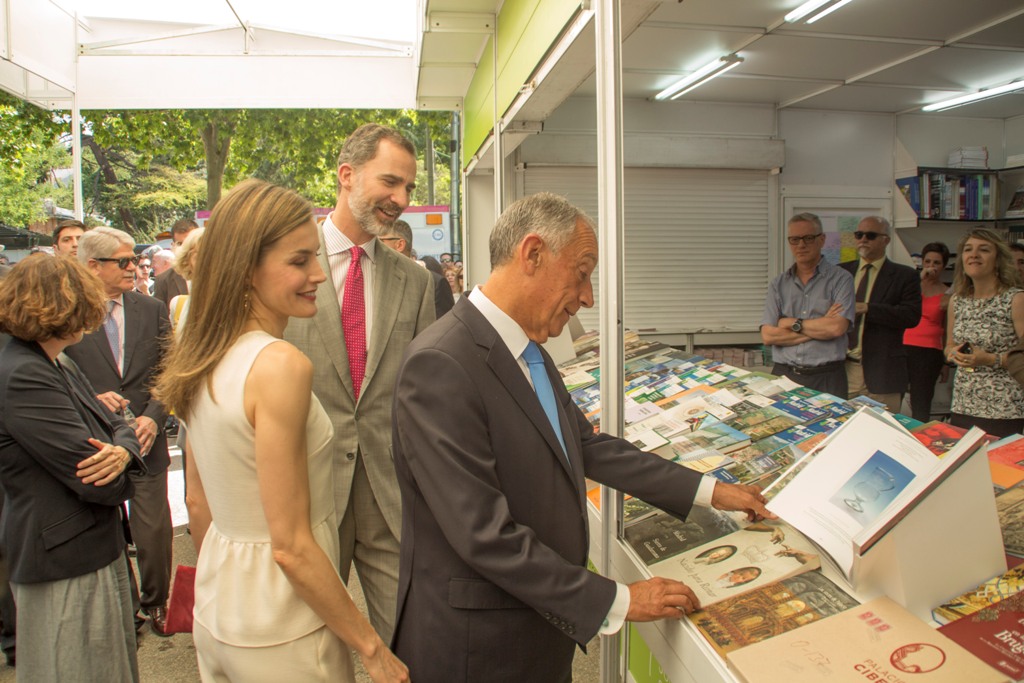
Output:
[348, 181, 402, 237]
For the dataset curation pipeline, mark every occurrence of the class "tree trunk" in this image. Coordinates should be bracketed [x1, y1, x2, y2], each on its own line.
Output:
[201, 121, 231, 210]
[424, 121, 435, 205]
[82, 134, 136, 231]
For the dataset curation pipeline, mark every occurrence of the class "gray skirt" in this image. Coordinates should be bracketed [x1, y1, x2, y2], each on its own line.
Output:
[12, 554, 138, 683]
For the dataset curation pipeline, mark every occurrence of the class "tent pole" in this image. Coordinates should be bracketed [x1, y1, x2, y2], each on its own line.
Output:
[596, 0, 626, 678]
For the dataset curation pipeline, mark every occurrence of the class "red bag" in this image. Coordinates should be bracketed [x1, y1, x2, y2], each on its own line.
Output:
[164, 565, 196, 634]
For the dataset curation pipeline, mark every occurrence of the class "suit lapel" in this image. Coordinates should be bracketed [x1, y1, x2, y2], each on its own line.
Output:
[121, 293, 140, 376]
[86, 322, 120, 377]
[312, 227, 357, 401]
[461, 303, 575, 480]
[869, 260, 893, 303]
[365, 245, 405, 387]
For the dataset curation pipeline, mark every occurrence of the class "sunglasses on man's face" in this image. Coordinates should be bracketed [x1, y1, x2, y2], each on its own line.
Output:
[853, 231, 884, 241]
[95, 255, 141, 269]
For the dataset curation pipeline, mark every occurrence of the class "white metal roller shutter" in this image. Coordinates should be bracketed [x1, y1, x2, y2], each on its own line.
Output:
[522, 166, 770, 334]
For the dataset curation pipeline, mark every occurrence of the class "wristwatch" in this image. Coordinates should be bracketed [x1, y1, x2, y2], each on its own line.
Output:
[791, 319, 804, 333]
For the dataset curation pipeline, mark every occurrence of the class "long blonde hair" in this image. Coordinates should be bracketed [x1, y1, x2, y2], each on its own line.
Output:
[155, 179, 314, 420]
[951, 227, 1018, 298]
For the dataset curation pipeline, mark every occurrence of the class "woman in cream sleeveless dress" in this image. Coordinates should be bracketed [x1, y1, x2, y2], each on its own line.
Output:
[156, 179, 408, 683]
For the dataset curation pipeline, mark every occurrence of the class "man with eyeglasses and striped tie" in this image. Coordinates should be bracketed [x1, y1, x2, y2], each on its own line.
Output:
[760, 212, 856, 397]
[65, 227, 174, 637]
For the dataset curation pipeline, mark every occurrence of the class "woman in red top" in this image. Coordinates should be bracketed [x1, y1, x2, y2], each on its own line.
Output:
[903, 242, 950, 422]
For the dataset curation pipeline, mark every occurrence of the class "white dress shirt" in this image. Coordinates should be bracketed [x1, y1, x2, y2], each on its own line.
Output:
[323, 213, 378, 347]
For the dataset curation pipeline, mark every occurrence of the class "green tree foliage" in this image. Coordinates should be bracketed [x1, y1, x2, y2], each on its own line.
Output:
[0, 92, 456, 234]
[86, 108, 454, 210]
[0, 94, 72, 228]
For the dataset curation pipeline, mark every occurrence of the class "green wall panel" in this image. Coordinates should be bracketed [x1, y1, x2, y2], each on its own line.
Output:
[627, 624, 672, 683]
[462, 0, 581, 168]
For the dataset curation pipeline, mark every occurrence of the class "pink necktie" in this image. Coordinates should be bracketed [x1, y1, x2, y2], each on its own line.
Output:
[342, 246, 367, 400]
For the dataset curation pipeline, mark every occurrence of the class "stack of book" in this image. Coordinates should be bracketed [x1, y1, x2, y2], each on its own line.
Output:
[948, 145, 990, 168]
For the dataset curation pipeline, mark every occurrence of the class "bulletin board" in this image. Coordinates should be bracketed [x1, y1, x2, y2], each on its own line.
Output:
[782, 197, 891, 268]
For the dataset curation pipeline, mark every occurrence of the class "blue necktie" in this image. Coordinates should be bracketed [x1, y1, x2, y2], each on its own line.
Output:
[103, 300, 121, 373]
[522, 341, 569, 463]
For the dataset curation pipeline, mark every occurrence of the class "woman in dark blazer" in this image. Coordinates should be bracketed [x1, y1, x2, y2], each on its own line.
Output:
[0, 254, 145, 682]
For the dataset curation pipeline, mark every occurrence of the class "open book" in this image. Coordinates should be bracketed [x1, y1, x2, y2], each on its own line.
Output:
[763, 408, 987, 580]
[647, 520, 820, 607]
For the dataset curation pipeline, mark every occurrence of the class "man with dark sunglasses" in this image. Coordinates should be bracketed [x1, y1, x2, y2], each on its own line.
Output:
[760, 212, 855, 396]
[66, 227, 174, 638]
[840, 216, 921, 413]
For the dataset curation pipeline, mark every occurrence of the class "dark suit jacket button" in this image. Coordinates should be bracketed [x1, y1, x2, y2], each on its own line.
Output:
[568, 626, 576, 635]
[346, 452, 355, 460]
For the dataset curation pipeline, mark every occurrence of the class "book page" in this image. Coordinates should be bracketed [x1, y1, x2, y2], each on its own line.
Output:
[647, 521, 820, 607]
[766, 409, 944, 578]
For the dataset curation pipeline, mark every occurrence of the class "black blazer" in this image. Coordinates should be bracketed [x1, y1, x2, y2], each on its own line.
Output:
[64, 291, 172, 473]
[153, 269, 188, 308]
[0, 338, 145, 583]
[391, 298, 703, 683]
[431, 270, 455, 318]
[841, 258, 922, 394]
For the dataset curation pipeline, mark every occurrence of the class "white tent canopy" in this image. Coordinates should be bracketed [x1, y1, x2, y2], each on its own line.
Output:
[3, 0, 421, 110]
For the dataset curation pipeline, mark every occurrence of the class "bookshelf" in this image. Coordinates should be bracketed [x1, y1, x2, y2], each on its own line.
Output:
[1000, 166, 1024, 245]
[892, 166, 1024, 257]
[894, 166, 998, 225]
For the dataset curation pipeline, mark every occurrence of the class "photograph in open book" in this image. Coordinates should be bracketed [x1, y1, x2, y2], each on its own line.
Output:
[829, 451, 915, 524]
[764, 409, 988, 579]
[647, 520, 819, 607]
[688, 570, 859, 657]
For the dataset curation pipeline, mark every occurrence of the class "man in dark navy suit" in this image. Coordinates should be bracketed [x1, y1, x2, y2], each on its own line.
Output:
[390, 193, 771, 682]
[65, 228, 173, 636]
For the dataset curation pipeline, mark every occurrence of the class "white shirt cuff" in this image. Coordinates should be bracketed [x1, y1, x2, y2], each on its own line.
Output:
[600, 477, 715, 636]
[695, 476, 716, 507]
[600, 582, 631, 635]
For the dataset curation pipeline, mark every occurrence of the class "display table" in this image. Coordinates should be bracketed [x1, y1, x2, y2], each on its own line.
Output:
[588, 497, 737, 683]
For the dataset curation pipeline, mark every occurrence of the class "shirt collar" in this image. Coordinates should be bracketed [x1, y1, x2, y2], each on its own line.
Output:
[861, 255, 887, 270]
[787, 256, 825, 278]
[468, 286, 531, 360]
[323, 212, 378, 262]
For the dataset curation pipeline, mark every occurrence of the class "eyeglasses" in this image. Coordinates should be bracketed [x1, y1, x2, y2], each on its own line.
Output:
[787, 234, 822, 245]
[94, 255, 140, 269]
[853, 231, 885, 241]
[379, 237, 402, 242]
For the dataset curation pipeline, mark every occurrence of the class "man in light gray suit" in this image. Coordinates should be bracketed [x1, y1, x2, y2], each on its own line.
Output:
[285, 124, 434, 641]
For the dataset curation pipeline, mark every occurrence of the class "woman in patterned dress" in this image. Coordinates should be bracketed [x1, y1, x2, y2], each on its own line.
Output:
[945, 228, 1024, 437]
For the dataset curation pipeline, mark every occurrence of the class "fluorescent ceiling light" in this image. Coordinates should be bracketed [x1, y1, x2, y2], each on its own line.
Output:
[806, 0, 856, 23]
[922, 80, 1024, 112]
[654, 54, 744, 101]
[785, 0, 856, 24]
